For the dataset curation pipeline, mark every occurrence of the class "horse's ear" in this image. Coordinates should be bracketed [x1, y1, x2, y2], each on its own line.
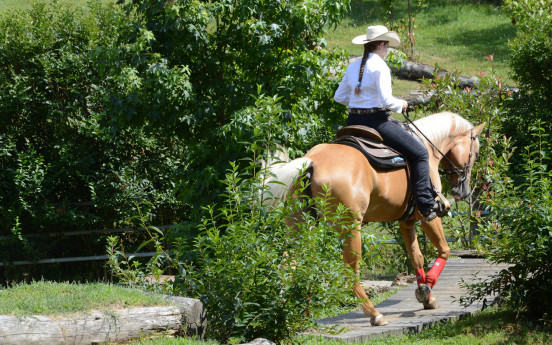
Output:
[472, 123, 486, 137]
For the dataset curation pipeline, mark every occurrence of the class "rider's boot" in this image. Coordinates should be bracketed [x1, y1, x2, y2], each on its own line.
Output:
[421, 201, 448, 222]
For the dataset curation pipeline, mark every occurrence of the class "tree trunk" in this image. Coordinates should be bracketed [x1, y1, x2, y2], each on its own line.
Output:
[390, 61, 480, 89]
[0, 296, 205, 345]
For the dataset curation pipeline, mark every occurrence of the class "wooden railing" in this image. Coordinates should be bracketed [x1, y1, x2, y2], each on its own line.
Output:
[0, 225, 175, 267]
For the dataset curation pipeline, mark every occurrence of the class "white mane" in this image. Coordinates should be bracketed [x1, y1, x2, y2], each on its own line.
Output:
[411, 111, 474, 147]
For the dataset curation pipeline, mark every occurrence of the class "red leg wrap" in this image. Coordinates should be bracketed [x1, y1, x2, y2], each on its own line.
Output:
[415, 268, 433, 298]
[425, 258, 446, 288]
[415, 268, 426, 285]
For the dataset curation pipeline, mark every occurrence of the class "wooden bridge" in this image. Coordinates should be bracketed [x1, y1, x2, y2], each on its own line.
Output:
[315, 257, 509, 342]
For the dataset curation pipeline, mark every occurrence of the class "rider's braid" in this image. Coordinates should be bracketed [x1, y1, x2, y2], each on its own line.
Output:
[355, 41, 384, 95]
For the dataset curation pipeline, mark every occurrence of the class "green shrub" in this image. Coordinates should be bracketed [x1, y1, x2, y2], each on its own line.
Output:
[507, 19, 552, 96]
[462, 124, 552, 318]
[0, 1, 192, 278]
[415, 60, 513, 247]
[499, 0, 552, 160]
[108, 160, 357, 344]
[104, 88, 360, 342]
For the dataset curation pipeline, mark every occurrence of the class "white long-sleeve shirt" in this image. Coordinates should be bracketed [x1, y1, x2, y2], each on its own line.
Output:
[334, 53, 403, 113]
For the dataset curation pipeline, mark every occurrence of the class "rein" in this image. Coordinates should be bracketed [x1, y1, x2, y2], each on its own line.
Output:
[402, 111, 475, 184]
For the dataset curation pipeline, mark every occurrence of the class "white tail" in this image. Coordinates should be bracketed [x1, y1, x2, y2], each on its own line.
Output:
[259, 146, 313, 207]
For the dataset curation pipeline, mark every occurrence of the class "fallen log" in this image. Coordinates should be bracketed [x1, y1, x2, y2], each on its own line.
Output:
[348, 56, 480, 89]
[403, 90, 436, 107]
[0, 295, 205, 345]
[391, 60, 445, 80]
[390, 61, 480, 89]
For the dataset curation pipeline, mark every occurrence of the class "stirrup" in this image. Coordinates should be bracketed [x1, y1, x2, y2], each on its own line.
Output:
[435, 201, 449, 218]
[421, 212, 437, 222]
[421, 201, 447, 222]
[434, 190, 451, 210]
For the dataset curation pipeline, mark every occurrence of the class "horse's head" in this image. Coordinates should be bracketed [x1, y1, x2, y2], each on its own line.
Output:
[441, 123, 485, 200]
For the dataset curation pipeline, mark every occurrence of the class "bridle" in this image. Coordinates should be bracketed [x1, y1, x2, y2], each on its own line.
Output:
[402, 111, 477, 188]
[438, 129, 476, 186]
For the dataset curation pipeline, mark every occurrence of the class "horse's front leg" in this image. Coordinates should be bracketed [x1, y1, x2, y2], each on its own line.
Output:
[416, 218, 450, 309]
[342, 221, 389, 326]
[399, 219, 438, 309]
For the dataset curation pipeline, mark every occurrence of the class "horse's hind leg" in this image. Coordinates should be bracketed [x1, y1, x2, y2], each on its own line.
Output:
[399, 220, 438, 309]
[342, 221, 389, 326]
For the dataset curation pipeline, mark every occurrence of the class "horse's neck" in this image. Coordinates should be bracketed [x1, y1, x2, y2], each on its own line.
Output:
[427, 136, 450, 155]
[415, 127, 452, 166]
[413, 112, 470, 158]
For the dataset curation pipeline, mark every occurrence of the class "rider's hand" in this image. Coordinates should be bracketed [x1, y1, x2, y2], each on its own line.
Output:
[402, 100, 408, 112]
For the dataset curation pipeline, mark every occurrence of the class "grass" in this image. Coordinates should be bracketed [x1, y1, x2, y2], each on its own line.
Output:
[0, 281, 172, 316]
[326, 0, 516, 97]
[297, 307, 552, 345]
[0, 0, 114, 12]
[121, 338, 218, 345]
[120, 306, 552, 345]
[327, 0, 515, 75]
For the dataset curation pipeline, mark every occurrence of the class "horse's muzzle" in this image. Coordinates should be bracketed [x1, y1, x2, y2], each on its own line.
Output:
[451, 182, 471, 201]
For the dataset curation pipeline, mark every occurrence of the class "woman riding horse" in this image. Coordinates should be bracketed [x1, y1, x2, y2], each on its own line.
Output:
[263, 26, 486, 325]
[334, 25, 447, 223]
[264, 113, 484, 326]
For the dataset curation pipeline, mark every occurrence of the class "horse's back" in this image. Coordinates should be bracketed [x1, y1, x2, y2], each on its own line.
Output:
[305, 143, 376, 184]
[305, 143, 410, 221]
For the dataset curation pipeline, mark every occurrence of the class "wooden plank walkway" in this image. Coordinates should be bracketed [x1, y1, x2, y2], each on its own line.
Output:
[315, 258, 509, 342]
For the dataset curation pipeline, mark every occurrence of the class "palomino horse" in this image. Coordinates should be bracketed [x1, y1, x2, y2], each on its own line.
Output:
[263, 111, 485, 326]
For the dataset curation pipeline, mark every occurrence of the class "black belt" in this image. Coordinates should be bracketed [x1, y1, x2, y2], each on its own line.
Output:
[349, 107, 387, 115]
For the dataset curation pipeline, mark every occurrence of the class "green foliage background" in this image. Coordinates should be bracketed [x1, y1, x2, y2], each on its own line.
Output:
[458, 0, 552, 320]
[0, 1, 192, 276]
[0, 0, 349, 278]
[2, 0, 552, 342]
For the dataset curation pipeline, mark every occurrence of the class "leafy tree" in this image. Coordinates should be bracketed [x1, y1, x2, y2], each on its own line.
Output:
[461, 124, 552, 318]
[111, 0, 351, 216]
[0, 0, 351, 278]
[0, 1, 193, 274]
[500, 0, 552, 159]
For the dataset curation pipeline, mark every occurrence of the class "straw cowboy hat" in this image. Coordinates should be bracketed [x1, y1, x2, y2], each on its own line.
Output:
[352, 25, 400, 47]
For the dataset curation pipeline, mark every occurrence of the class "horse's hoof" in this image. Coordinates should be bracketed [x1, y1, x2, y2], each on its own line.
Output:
[423, 296, 439, 309]
[415, 284, 431, 303]
[370, 313, 389, 326]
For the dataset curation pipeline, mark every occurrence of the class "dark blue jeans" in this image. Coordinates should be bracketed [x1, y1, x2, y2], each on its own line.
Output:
[347, 111, 436, 215]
